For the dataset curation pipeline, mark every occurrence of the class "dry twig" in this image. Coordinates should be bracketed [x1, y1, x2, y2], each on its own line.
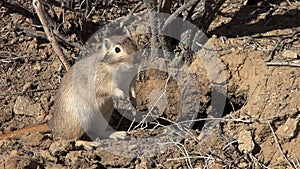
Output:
[120, 1, 143, 27]
[268, 121, 294, 169]
[32, 0, 71, 71]
[249, 154, 270, 169]
[159, 141, 193, 169]
[163, 0, 201, 28]
[267, 30, 300, 62]
[265, 61, 300, 67]
[0, 0, 33, 18]
[144, 0, 159, 54]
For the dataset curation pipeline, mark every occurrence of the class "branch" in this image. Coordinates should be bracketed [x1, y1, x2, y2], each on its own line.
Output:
[265, 61, 300, 67]
[0, 0, 34, 18]
[267, 30, 300, 62]
[32, 0, 71, 71]
[163, 0, 201, 29]
[268, 122, 294, 169]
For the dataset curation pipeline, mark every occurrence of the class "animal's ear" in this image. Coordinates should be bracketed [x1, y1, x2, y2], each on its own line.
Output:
[102, 38, 112, 51]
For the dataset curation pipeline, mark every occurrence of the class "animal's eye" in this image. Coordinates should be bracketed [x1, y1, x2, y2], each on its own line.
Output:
[115, 47, 121, 53]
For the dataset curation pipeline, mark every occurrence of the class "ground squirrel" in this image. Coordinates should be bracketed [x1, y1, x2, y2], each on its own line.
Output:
[0, 36, 138, 140]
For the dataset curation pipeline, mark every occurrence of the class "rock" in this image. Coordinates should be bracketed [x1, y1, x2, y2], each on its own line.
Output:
[135, 158, 148, 169]
[21, 132, 44, 146]
[39, 150, 57, 163]
[282, 50, 298, 59]
[66, 151, 83, 166]
[33, 62, 42, 71]
[237, 130, 255, 153]
[22, 82, 32, 92]
[49, 140, 74, 156]
[3, 153, 38, 169]
[189, 57, 211, 96]
[276, 117, 299, 140]
[237, 162, 249, 168]
[13, 96, 43, 116]
[0, 110, 13, 122]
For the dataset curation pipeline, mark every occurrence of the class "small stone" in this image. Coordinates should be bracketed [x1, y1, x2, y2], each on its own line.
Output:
[39, 150, 57, 163]
[0, 110, 13, 122]
[21, 132, 44, 146]
[49, 140, 74, 156]
[4, 154, 37, 169]
[25, 36, 33, 41]
[92, 15, 100, 22]
[13, 96, 43, 116]
[238, 162, 249, 168]
[53, 59, 62, 71]
[66, 151, 83, 166]
[276, 117, 299, 140]
[10, 150, 18, 156]
[9, 38, 18, 45]
[282, 50, 298, 59]
[22, 82, 31, 92]
[25, 18, 31, 24]
[237, 130, 255, 153]
[33, 62, 42, 71]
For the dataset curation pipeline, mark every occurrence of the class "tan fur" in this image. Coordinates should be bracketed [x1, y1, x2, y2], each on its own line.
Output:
[0, 36, 138, 140]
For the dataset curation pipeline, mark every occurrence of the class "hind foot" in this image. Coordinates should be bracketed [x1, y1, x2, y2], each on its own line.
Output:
[109, 131, 128, 140]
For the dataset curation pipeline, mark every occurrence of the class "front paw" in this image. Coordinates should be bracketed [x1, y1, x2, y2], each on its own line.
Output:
[113, 88, 126, 99]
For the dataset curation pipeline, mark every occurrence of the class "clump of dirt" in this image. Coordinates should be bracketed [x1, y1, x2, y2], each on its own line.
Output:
[0, 0, 300, 168]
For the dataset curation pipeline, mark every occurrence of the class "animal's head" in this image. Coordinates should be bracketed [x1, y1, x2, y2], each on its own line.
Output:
[101, 36, 138, 66]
